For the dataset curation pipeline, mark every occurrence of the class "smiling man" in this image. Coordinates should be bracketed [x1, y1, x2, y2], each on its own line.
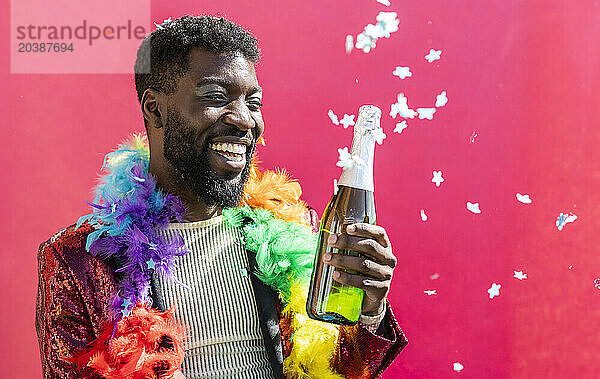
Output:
[36, 16, 407, 378]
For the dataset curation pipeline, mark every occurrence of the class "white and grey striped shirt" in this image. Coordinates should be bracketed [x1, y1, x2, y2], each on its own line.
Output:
[156, 215, 275, 379]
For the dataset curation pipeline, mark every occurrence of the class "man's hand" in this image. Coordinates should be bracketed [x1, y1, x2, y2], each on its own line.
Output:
[324, 223, 396, 316]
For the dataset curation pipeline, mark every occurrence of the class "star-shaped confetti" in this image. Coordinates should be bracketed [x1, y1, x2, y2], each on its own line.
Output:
[516, 193, 532, 204]
[375, 11, 399, 37]
[513, 270, 527, 280]
[453, 362, 464, 372]
[424, 289, 437, 295]
[393, 66, 412, 79]
[432, 170, 444, 187]
[425, 49, 442, 62]
[355, 12, 399, 53]
[153, 17, 173, 30]
[467, 202, 481, 214]
[417, 108, 436, 120]
[339, 114, 356, 129]
[336, 148, 363, 169]
[121, 298, 132, 309]
[556, 212, 577, 230]
[390, 93, 417, 119]
[394, 121, 408, 134]
[469, 132, 477, 144]
[435, 90, 448, 107]
[146, 258, 156, 270]
[328, 109, 339, 125]
[487, 283, 501, 299]
[345, 35, 354, 54]
[372, 128, 386, 144]
[420, 209, 428, 221]
[336, 147, 354, 169]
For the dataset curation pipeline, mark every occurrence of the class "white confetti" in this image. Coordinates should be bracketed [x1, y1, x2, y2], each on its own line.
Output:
[466, 202, 481, 214]
[516, 193, 532, 204]
[513, 271, 527, 280]
[333, 179, 339, 195]
[420, 209, 428, 221]
[469, 131, 478, 144]
[339, 114, 356, 129]
[336, 147, 364, 169]
[345, 35, 354, 54]
[432, 171, 444, 187]
[453, 362, 464, 372]
[594, 279, 600, 289]
[435, 90, 448, 107]
[430, 273, 440, 280]
[355, 32, 377, 53]
[336, 147, 354, 169]
[376, 0, 391, 5]
[372, 127, 387, 145]
[392, 66, 412, 79]
[390, 93, 418, 119]
[394, 121, 408, 134]
[417, 108, 436, 120]
[424, 289, 437, 295]
[153, 17, 173, 30]
[556, 212, 577, 231]
[569, 265, 573, 270]
[425, 49, 442, 62]
[328, 110, 339, 125]
[487, 283, 501, 299]
[376, 11, 400, 36]
[355, 12, 399, 53]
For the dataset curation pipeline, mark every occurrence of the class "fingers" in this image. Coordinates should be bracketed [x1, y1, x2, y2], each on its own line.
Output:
[346, 223, 390, 248]
[324, 252, 392, 281]
[327, 232, 396, 269]
[332, 269, 390, 299]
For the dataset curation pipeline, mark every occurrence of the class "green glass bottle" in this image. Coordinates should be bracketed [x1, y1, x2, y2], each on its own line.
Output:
[306, 105, 381, 325]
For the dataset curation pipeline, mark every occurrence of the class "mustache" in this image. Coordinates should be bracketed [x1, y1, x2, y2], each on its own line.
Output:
[207, 129, 256, 143]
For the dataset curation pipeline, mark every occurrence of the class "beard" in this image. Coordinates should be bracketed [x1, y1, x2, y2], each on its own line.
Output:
[162, 107, 256, 208]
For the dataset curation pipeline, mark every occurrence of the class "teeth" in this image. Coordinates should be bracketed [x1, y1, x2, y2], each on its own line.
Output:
[208, 142, 246, 154]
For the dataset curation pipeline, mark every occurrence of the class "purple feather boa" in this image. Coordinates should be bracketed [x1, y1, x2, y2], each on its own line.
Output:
[85, 163, 190, 319]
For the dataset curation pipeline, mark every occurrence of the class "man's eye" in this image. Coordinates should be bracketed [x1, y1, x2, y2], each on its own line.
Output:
[247, 100, 264, 110]
[204, 94, 227, 101]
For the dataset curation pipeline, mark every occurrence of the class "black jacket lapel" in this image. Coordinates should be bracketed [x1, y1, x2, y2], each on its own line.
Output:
[246, 249, 285, 379]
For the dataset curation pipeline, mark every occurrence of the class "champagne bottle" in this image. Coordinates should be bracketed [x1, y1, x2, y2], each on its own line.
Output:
[306, 105, 381, 325]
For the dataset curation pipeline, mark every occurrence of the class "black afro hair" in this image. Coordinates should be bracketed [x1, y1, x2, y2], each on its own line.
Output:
[134, 15, 260, 104]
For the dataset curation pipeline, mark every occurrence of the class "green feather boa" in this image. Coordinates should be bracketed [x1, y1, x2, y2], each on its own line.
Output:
[223, 205, 317, 300]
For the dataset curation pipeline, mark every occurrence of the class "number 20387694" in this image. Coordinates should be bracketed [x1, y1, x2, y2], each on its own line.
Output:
[17, 42, 74, 53]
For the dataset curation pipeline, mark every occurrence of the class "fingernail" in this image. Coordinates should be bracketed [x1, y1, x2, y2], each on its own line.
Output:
[324, 253, 332, 262]
[328, 234, 337, 244]
[333, 271, 341, 279]
[347, 225, 356, 232]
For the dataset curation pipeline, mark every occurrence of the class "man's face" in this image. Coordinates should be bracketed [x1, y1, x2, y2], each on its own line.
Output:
[162, 48, 264, 208]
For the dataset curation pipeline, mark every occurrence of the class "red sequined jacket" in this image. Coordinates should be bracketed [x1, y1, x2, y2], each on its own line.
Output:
[36, 222, 408, 378]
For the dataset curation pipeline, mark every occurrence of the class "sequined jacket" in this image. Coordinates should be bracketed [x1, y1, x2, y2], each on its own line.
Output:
[36, 222, 408, 378]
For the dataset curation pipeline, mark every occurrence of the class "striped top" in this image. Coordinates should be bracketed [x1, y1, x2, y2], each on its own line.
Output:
[155, 215, 275, 379]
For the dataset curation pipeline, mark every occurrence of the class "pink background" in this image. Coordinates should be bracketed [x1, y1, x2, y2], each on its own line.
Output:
[2, 0, 600, 377]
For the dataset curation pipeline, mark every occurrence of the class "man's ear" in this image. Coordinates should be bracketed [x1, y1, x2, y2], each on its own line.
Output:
[141, 89, 166, 128]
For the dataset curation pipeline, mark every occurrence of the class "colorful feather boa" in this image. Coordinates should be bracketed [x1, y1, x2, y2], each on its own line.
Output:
[73, 134, 343, 378]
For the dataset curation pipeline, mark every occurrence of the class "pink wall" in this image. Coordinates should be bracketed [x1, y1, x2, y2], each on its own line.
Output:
[1, 0, 599, 377]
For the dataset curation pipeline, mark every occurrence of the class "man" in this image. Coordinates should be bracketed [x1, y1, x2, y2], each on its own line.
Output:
[36, 15, 407, 378]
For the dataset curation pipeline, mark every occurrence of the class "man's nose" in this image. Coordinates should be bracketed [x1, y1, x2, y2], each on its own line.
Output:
[221, 99, 255, 131]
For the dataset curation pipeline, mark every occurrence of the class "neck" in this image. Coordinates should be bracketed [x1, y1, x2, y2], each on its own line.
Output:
[149, 158, 223, 222]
